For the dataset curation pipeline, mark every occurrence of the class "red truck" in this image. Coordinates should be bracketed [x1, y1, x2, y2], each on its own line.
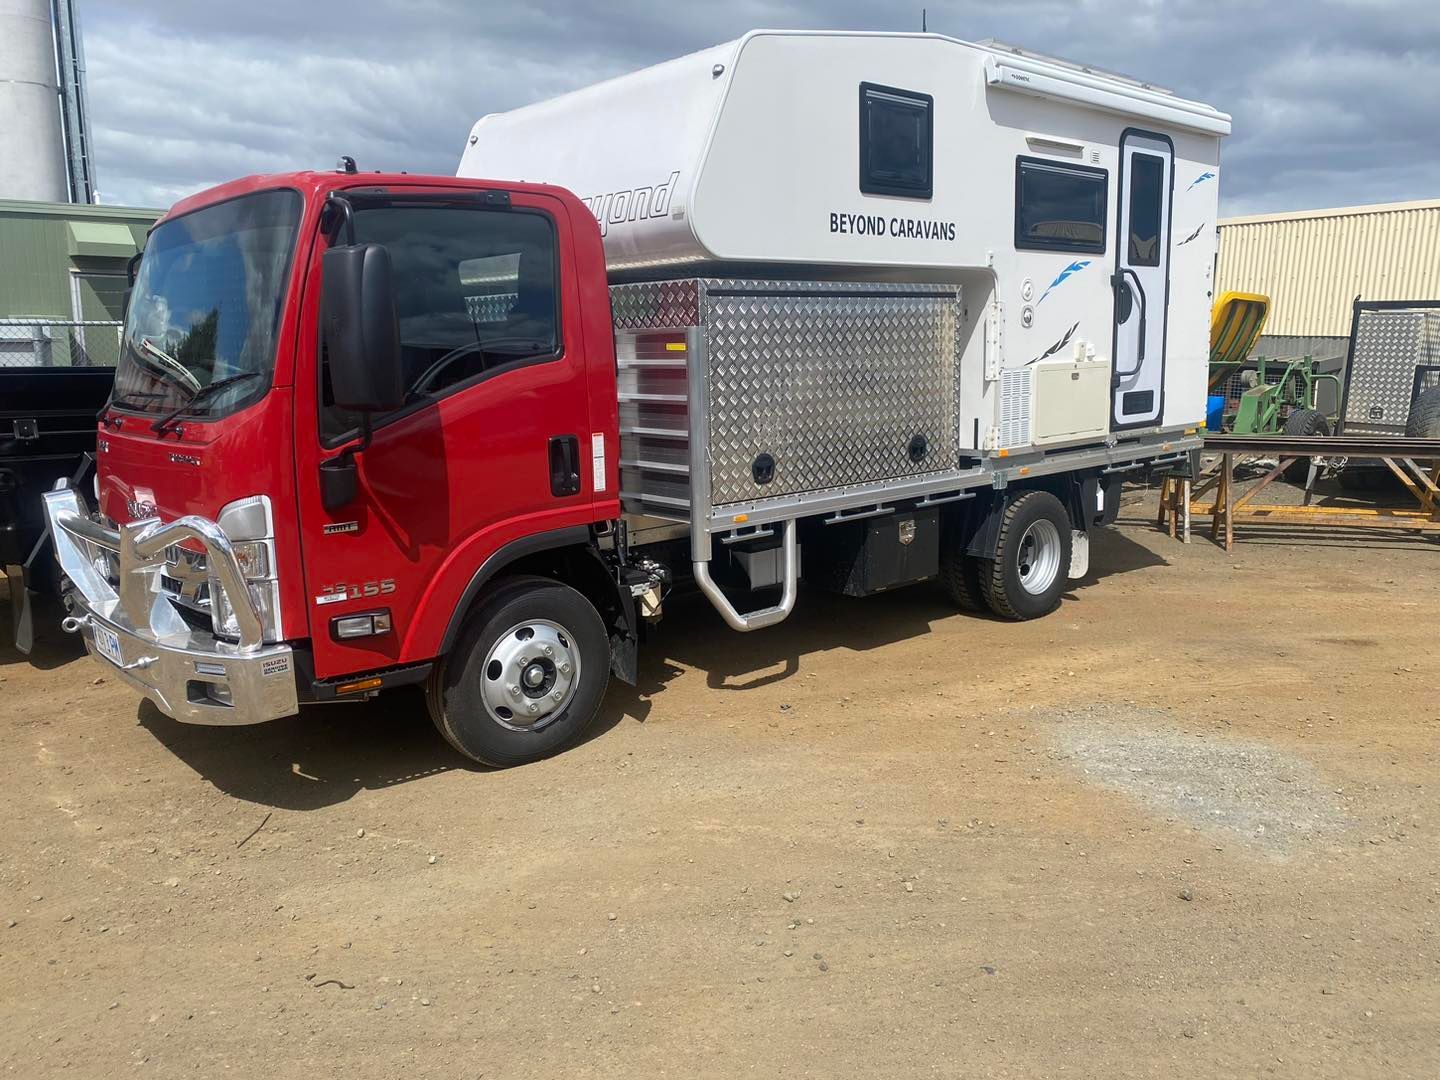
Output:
[44, 165, 1197, 766]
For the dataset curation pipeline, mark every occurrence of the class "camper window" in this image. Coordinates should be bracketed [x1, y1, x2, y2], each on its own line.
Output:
[1014, 158, 1107, 254]
[1126, 153, 1166, 266]
[859, 83, 933, 199]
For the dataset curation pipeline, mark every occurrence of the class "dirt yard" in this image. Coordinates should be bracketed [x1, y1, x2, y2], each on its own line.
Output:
[3, 498, 1438, 1079]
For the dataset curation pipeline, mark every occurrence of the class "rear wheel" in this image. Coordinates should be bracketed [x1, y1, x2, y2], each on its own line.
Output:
[939, 531, 986, 612]
[427, 575, 609, 767]
[1281, 408, 1330, 482]
[978, 491, 1072, 621]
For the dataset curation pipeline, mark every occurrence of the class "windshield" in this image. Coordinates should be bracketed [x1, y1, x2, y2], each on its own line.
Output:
[111, 189, 301, 416]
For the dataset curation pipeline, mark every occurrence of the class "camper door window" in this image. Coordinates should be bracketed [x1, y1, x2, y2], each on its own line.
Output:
[1014, 158, 1108, 255]
[1126, 153, 1166, 266]
[859, 83, 933, 199]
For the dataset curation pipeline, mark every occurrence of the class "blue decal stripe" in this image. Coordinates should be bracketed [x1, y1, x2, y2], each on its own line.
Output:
[1186, 170, 1216, 192]
[1037, 259, 1091, 305]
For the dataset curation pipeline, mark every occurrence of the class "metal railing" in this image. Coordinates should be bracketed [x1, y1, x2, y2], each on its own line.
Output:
[0, 319, 124, 368]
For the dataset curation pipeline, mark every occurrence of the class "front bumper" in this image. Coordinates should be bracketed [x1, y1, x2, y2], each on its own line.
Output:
[42, 484, 298, 726]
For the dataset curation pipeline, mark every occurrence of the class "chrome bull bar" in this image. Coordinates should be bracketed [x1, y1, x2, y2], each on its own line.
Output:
[41, 482, 298, 725]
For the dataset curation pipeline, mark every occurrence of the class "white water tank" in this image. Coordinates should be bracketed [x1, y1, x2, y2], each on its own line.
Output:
[0, 0, 69, 202]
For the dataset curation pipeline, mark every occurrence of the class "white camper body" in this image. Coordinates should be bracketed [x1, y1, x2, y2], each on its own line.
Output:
[460, 30, 1228, 452]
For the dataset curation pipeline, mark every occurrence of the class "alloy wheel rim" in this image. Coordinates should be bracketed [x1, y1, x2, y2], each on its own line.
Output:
[479, 619, 580, 731]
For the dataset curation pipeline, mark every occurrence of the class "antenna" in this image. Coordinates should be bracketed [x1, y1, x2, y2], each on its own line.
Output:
[922, 8, 927, 32]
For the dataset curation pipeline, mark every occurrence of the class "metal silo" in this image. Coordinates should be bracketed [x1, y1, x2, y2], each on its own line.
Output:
[0, 0, 96, 203]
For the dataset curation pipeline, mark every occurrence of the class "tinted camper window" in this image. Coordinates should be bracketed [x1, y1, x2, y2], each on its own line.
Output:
[859, 83, 933, 198]
[1014, 158, 1108, 254]
[1126, 153, 1166, 266]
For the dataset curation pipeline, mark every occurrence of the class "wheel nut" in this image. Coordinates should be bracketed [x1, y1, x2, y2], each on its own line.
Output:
[508, 685, 521, 698]
[559, 663, 571, 676]
[543, 645, 554, 657]
[528, 703, 539, 714]
[552, 690, 562, 701]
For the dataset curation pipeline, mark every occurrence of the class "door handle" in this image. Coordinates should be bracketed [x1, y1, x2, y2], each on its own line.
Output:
[548, 435, 581, 497]
[1111, 268, 1148, 377]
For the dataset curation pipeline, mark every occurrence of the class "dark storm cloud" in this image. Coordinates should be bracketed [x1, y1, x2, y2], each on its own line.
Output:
[83, 0, 1439, 214]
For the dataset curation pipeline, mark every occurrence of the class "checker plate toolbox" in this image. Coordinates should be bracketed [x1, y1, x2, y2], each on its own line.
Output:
[611, 278, 963, 530]
[1341, 303, 1440, 436]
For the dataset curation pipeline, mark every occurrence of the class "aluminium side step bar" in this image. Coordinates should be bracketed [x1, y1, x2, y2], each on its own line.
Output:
[692, 519, 798, 632]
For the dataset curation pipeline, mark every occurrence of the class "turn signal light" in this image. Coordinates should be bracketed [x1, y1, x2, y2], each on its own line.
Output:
[336, 677, 383, 696]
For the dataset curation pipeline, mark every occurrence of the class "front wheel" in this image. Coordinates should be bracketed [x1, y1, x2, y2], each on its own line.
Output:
[427, 575, 610, 767]
[977, 491, 1073, 621]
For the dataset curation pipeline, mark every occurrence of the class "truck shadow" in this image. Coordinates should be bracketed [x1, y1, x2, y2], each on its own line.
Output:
[138, 691, 465, 811]
[0, 591, 87, 671]
[132, 526, 1165, 810]
[627, 526, 1166, 697]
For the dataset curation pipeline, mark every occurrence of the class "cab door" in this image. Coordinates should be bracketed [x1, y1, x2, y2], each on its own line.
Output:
[292, 189, 603, 680]
[1111, 130, 1174, 430]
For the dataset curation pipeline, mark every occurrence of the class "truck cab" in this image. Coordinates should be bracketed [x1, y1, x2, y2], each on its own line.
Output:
[45, 170, 633, 765]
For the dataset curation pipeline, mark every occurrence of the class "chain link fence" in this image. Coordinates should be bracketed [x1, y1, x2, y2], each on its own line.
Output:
[0, 319, 124, 369]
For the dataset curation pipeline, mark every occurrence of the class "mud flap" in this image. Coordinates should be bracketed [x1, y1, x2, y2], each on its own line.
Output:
[5, 562, 35, 654]
[609, 630, 637, 686]
[1068, 530, 1090, 580]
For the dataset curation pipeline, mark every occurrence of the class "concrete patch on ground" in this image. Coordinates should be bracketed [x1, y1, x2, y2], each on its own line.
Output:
[1039, 705, 1350, 856]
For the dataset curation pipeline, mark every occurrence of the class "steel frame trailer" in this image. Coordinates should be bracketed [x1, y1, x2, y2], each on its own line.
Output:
[1168, 433, 1440, 550]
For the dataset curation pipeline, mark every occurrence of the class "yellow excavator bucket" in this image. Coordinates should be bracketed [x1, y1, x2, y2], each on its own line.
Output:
[1210, 291, 1269, 366]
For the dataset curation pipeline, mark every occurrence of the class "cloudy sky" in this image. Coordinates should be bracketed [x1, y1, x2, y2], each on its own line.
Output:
[83, 0, 1438, 216]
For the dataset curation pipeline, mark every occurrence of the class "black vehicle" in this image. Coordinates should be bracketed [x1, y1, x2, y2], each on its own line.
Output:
[1, 365, 113, 651]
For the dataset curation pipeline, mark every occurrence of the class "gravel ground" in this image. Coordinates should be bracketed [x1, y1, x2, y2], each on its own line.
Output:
[1042, 704, 1352, 856]
[3, 507, 1439, 1079]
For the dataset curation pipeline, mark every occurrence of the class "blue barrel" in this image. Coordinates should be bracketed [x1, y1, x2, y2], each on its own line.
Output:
[1206, 394, 1225, 432]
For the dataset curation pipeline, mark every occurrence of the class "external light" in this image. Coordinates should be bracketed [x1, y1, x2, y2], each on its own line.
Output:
[332, 610, 392, 640]
[231, 541, 269, 579]
[210, 496, 282, 643]
[336, 676, 383, 696]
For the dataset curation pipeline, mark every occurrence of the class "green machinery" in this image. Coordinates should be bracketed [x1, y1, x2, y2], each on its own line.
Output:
[1208, 291, 1339, 439]
[1210, 355, 1342, 436]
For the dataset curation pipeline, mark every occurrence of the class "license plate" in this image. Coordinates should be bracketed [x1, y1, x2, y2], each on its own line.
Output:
[94, 624, 124, 667]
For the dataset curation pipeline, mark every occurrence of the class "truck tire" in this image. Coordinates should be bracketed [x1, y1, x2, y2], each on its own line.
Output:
[939, 536, 985, 612]
[1281, 408, 1330, 482]
[1405, 387, 1440, 438]
[427, 575, 610, 767]
[977, 491, 1072, 621]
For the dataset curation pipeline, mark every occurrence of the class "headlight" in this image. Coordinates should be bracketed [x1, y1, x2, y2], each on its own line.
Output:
[231, 541, 270, 579]
[210, 497, 283, 643]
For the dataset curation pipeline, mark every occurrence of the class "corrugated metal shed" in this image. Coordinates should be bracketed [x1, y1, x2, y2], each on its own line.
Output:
[1216, 199, 1440, 337]
[0, 198, 160, 319]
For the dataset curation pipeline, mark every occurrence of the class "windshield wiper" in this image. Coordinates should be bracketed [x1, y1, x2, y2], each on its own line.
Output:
[150, 372, 263, 434]
[135, 337, 203, 394]
[100, 391, 164, 419]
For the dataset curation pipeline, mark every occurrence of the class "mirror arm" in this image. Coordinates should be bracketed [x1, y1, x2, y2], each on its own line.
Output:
[337, 411, 373, 462]
[323, 193, 357, 245]
[318, 413, 373, 512]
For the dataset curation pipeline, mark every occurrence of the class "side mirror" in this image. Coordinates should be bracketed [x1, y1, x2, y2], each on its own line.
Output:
[321, 243, 405, 413]
[123, 251, 143, 318]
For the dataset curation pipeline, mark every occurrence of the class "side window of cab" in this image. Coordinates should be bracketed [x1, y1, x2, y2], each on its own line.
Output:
[319, 201, 561, 444]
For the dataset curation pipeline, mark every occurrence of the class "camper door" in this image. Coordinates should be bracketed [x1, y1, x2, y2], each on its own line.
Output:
[1111, 131, 1173, 429]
